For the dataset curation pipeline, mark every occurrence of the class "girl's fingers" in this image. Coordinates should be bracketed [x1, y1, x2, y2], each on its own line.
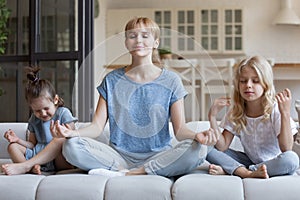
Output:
[64, 123, 71, 129]
[276, 93, 282, 102]
[277, 88, 291, 99]
[276, 89, 292, 115]
[205, 129, 217, 145]
[284, 88, 291, 98]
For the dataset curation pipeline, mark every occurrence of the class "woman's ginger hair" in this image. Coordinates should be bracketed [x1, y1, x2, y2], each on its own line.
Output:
[229, 56, 275, 134]
[125, 17, 162, 66]
[125, 17, 160, 41]
[25, 66, 64, 107]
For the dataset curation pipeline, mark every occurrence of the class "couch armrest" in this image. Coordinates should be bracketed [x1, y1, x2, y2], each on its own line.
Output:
[0, 123, 28, 159]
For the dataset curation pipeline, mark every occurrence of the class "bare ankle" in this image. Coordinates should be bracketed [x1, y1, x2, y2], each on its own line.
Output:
[209, 164, 226, 175]
[127, 167, 146, 176]
[234, 165, 268, 179]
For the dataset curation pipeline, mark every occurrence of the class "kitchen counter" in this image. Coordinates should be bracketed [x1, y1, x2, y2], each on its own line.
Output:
[272, 63, 300, 121]
[273, 63, 300, 80]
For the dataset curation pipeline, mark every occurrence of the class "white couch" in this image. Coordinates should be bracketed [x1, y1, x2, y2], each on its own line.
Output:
[1, 121, 300, 200]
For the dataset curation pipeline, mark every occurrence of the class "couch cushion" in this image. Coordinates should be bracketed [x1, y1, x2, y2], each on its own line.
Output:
[172, 174, 244, 200]
[36, 174, 109, 200]
[105, 175, 173, 200]
[243, 175, 300, 200]
[0, 174, 44, 200]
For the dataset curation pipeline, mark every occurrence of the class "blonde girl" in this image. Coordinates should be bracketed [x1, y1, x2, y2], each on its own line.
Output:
[206, 55, 299, 178]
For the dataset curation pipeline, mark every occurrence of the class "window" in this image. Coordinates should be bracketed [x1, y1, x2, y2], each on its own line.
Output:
[155, 10, 172, 50]
[200, 8, 243, 53]
[176, 10, 196, 52]
[224, 9, 243, 52]
[200, 9, 219, 52]
[0, 0, 93, 122]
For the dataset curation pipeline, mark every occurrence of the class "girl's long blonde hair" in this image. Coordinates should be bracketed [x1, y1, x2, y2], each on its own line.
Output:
[229, 56, 276, 134]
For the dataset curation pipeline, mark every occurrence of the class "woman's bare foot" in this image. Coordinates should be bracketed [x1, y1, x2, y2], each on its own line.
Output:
[31, 164, 42, 175]
[1, 163, 32, 175]
[209, 164, 227, 175]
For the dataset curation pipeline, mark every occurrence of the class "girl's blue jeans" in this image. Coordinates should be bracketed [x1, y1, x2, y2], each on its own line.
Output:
[206, 147, 299, 177]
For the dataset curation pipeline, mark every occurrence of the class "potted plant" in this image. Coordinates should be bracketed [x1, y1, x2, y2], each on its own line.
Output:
[0, 0, 10, 54]
[158, 47, 172, 60]
[0, 0, 10, 96]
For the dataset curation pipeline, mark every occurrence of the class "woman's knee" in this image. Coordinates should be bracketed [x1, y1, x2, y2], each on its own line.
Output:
[175, 139, 194, 148]
[62, 137, 82, 163]
[177, 139, 207, 165]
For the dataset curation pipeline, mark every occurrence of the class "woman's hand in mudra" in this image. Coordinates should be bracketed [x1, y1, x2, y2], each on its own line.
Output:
[50, 120, 76, 138]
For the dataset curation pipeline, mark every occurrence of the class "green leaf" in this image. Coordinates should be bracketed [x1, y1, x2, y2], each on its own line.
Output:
[0, 0, 11, 54]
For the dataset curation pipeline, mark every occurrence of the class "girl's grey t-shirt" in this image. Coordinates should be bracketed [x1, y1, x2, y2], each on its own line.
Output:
[27, 106, 77, 157]
[97, 67, 187, 163]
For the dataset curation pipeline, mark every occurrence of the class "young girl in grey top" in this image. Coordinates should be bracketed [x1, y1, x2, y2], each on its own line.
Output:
[2, 66, 77, 175]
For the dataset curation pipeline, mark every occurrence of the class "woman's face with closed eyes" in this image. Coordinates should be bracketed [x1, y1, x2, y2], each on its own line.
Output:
[125, 24, 159, 57]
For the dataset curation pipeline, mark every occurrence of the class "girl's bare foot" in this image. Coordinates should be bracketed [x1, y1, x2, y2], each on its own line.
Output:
[209, 164, 227, 175]
[249, 164, 269, 179]
[31, 164, 42, 175]
[234, 164, 269, 179]
[1, 163, 32, 175]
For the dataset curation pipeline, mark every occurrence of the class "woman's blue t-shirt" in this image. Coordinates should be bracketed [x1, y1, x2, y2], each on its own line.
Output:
[97, 67, 187, 162]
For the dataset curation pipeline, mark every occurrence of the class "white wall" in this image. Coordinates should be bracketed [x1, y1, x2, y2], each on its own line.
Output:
[101, 0, 300, 63]
[94, 0, 300, 120]
[93, 0, 108, 109]
[242, 0, 300, 63]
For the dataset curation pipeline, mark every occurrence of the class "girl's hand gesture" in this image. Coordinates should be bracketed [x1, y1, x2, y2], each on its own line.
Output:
[276, 88, 291, 115]
[4, 129, 19, 143]
[208, 97, 231, 118]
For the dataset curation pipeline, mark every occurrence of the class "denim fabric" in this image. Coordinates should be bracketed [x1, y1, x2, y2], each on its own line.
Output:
[144, 139, 209, 177]
[62, 137, 129, 171]
[207, 148, 299, 177]
[63, 137, 209, 177]
[206, 148, 243, 175]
